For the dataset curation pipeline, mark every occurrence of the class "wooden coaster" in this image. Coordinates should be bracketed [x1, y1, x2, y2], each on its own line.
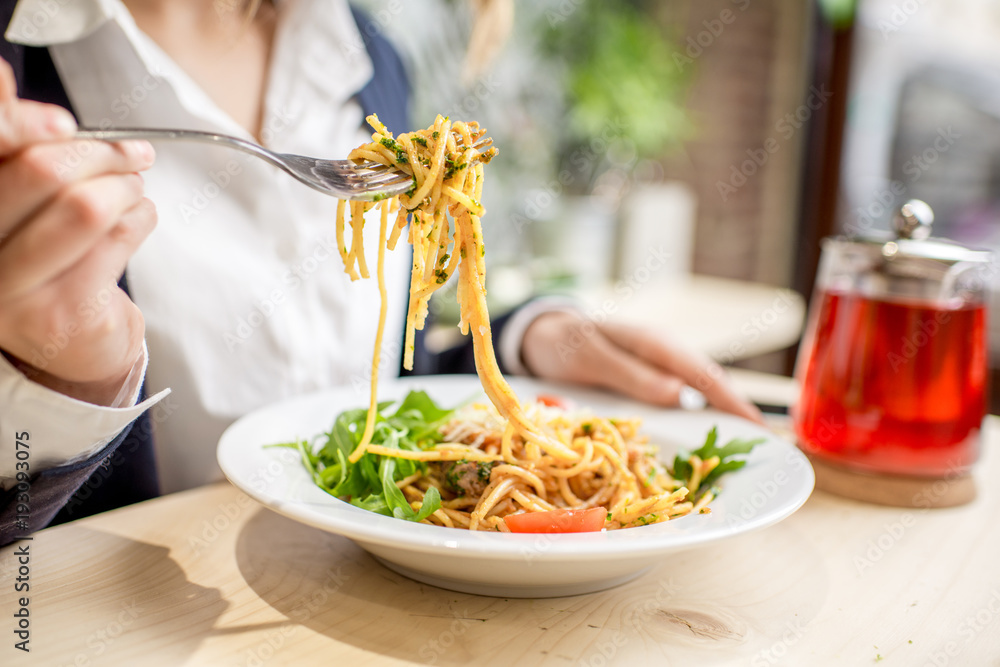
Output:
[806, 454, 977, 508]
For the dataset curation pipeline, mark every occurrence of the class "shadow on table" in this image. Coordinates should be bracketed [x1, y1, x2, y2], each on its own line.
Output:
[29, 528, 228, 665]
[234, 507, 829, 667]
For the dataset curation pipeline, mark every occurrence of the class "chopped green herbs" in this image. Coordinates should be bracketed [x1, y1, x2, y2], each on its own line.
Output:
[379, 136, 408, 164]
[444, 157, 466, 180]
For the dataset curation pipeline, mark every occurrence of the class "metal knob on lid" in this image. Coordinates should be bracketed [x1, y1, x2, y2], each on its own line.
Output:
[883, 199, 933, 259]
[892, 199, 934, 240]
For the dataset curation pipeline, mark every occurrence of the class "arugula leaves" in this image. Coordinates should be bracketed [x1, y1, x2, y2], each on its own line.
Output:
[671, 426, 765, 499]
[295, 391, 454, 522]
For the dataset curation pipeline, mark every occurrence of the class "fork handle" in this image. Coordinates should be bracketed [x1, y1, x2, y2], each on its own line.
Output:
[75, 127, 280, 166]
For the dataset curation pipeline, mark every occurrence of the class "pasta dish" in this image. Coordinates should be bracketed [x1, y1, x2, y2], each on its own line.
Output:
[290, 115, 761, 532]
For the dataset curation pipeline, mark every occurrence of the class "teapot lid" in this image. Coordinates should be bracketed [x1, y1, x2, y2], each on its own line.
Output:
[842, 200, 992, 266]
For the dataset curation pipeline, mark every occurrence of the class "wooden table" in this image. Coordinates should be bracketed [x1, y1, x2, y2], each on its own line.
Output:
[3, 378, 999, 666]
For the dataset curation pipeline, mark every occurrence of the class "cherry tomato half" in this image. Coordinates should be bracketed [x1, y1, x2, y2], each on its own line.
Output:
[536, 393, 568, 409]
[503, 507, 607, 533]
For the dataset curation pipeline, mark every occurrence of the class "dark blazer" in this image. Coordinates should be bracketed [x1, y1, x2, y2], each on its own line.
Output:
[0, 2, 515, 545]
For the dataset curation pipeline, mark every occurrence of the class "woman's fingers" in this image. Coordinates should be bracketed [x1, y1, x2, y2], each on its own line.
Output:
[600, 323, 765, 424]
[0, 173, 147, 301]
[523, 311, 690, 405]
[0, 58, 156, 400]
[0, 59, 77, 156]
[67, 196, 158, 286]
[576, 331, 690, 406]
[1, 199, 156, 385]
[0, 57, 15, 104]
[0, 139, 155, 235]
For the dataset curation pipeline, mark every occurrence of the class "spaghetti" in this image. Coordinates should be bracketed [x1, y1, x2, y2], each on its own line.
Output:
[325, 115, 758, 531]
[337, 114, 574, 467]
[426, 400, 703, 531]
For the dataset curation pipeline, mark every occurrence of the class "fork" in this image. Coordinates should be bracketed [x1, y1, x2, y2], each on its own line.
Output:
[74, 127, 494, 201]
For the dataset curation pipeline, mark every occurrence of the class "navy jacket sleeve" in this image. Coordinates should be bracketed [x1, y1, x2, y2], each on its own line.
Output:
[0, 425, 134, 545]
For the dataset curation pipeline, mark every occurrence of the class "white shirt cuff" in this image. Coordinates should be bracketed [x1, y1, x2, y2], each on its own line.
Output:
[0, 342, 170, 481]
[498, 296, 584, 376]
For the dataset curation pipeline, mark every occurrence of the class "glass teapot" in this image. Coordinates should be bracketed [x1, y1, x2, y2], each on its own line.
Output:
[793, 200, 992, 480]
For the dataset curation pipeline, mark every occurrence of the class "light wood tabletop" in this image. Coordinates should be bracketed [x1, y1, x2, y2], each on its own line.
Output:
[2, 379, 999, 666]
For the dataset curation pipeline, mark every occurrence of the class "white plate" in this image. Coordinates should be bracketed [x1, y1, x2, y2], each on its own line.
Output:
[217, 375, 814, 598]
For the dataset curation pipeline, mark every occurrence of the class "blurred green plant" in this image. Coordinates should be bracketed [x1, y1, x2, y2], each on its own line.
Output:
[817, 0, 857, 29]
[541, 0, 690, 180]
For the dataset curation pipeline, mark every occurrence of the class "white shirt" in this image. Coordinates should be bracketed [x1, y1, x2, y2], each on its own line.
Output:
[0, 0, 545, 493]
[1, 0, 413, 492]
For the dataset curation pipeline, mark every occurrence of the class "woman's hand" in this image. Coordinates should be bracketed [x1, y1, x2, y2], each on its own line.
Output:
[0, 58, 158, 406]
[521, 310, 764, 424]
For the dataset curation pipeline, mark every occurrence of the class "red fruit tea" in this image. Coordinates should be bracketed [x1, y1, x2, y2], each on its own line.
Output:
[794, 290, 988, 477]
